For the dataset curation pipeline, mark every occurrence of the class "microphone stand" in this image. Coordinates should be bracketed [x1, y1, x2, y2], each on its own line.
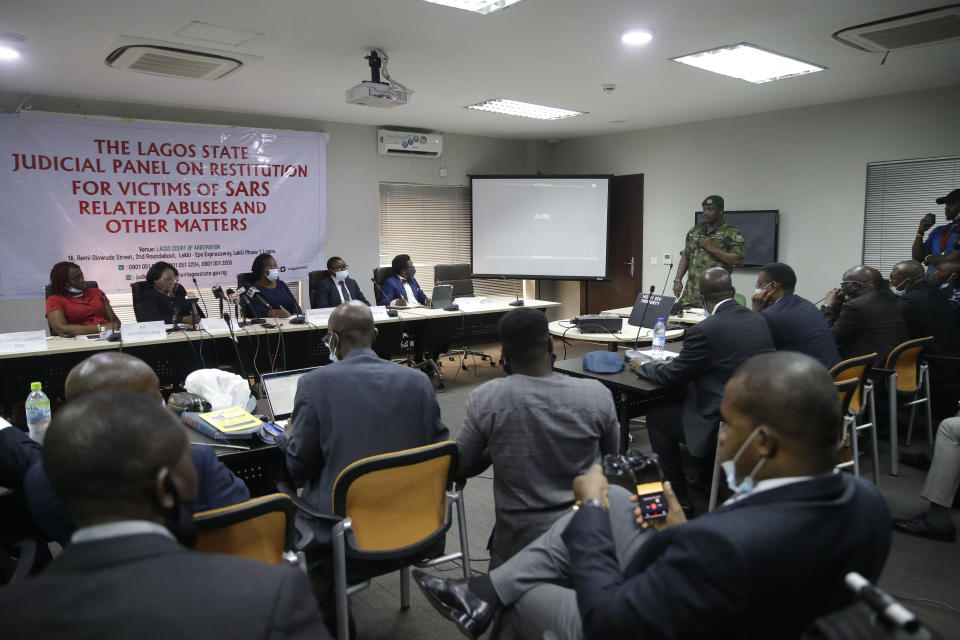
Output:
[192, 277, 211, 318]
[222, 312, 254, 395]
[503, 275, 524, 306]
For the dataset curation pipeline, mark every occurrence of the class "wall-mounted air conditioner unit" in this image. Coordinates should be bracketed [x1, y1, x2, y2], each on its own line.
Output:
[377, 129, 443, 157]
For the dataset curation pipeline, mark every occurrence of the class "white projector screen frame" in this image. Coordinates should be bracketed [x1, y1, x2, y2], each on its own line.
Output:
[471, 175, 612, 280]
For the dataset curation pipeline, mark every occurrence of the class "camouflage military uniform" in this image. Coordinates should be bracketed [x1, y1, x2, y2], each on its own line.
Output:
[679, 221, 745, 307]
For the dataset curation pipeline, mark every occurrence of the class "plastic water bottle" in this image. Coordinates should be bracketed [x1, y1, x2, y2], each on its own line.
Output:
[25, 381, 51, 443]
[652, 318, 666, 359]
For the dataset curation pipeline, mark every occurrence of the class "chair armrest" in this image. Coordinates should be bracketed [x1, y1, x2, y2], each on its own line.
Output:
[276, 481, 344, 525]
[871, 367, 895, 376]
[294, 518, 314, 550]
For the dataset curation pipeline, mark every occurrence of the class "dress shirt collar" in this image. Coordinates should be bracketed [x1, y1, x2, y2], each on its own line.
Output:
[71, 520, 175, 544]
[723, 474, 822, 506]
[712, 298, 735, 313]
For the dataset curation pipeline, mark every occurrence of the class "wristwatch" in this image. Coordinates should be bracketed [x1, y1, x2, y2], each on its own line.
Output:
[573, 497, 607, 512]
[673, 278, 682, 283]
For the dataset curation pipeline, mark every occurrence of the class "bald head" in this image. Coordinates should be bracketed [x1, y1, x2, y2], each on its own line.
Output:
[699, 267, 735, 308]
[843, 265, 883, 289]
[933, 260, 960, 289]
[890, 260, 924, 292]
[328, 300, 377, 357]
[65, 352, 161, 402]
[727, 351, 841, 453]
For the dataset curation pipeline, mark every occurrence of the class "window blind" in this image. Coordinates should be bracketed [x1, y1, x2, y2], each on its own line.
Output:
[379, 183, 521, 298]
[863, 156, 960, 275]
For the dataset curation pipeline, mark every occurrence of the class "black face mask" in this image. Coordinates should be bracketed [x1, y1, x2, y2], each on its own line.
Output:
[162, 476, 197, 548]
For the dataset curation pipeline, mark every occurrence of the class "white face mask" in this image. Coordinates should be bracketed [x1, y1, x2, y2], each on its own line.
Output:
[266, 268, 280, 282]
[327, 332, 340, 362]
[889, 285, 906, 297]
[67, 285, 84, 294]
[334, 270, 349, 282]
[720, 426, 767, 496]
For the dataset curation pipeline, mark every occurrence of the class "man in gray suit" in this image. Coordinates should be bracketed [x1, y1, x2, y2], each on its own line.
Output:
[455, 307, 619, 566]
[277, 300, 449, 550]
[0, 392, 329, 640]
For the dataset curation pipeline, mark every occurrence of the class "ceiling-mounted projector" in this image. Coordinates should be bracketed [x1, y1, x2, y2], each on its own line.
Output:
[346, 49, 411, 108]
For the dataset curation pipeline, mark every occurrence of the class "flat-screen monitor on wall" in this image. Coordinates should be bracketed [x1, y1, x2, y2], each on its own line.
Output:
[472, 175, 611, 279]
[693, 210, 779, 267]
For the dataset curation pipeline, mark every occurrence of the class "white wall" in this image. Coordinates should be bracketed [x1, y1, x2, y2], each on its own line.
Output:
[0, 93, 547, 331]
[547, 84, 960, 304]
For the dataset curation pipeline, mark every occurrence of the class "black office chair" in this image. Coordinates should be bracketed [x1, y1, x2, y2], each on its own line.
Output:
[130, 281, 195, 322]
[372, 266, 393, 306]
[307, 270, 326, 308]
[433, 263, 494, 367]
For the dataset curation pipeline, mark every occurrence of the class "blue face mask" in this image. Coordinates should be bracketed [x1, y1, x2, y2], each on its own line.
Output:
[406, 267, 416, 278]
[334, 270, 349, 282]
[720, 426, 767, 496]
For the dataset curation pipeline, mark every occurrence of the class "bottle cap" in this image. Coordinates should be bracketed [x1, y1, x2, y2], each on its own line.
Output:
[657, 317, 664, 321]
[30, 381, 42, 391]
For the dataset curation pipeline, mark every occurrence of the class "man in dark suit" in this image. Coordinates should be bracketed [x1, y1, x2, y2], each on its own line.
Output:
[752, 262, 840, 369]
[628, 267, 774, 509]
[821, 264, 909, 366]
[413, 352, 891, 640]
[311, 255, 370, 308]
[0, 392, 329, 640]
[380, 253, 429, 307]
[22, 352, 249, 544]
[277, 300, 448, 549]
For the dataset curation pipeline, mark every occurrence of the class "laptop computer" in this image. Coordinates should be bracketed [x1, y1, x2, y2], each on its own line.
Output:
[430, 284, 455, 309]
[627, 292, 675, 329]
[260, 366, 319, 425]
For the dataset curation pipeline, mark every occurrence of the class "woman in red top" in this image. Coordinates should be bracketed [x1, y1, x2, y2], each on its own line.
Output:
[45, 261, 121, 336]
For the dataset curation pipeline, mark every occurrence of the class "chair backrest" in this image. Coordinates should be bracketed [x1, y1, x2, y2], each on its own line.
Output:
[835, 378, 860, 417]
[308, 269, 326, 307]
[236, 273, 254, 289]
[372, 266, 393, 302]
[130, 281, 189, 321]
[885, 336, 934, 392]
[332, 441, 455, 554]
[829, 352, 878, 414]
[434, 263, 474, 297]
[193, 493, 296, 565]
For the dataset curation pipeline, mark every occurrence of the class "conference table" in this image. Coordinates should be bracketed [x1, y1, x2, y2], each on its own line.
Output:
[0, 297, 559, 417]
[553, 342, 684, 453]
[548, 319, 685, 352]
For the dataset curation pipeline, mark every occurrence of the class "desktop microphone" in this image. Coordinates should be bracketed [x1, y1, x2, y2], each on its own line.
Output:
[625, 284, 656, 361]
[226, 288, 241, 323]
[659, 262, 675, 298]
[242, 286, 270, 324]
[222, 312, 253, 394]
[503, 275, 524, 306]
[212, 285, 226, 317]
[192, 277, 211, 318]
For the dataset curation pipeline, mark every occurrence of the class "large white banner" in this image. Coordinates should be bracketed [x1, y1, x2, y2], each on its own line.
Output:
[0, 113, 325, 297]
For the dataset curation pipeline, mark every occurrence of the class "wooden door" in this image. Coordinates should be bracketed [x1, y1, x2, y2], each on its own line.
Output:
[580, 174, 644, 314]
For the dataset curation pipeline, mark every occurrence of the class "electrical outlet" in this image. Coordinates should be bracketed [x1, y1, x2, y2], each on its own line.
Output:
[439, 167, 448, 177]
[650, 256, 658, 265]
[663, 252, 672, 263]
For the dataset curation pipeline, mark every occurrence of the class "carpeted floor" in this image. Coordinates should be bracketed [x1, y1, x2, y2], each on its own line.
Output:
[349, 339, 960, 639]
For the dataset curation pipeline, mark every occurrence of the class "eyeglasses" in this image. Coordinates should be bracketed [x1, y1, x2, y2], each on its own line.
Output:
[840, 279, 863, 286]
[332, 264, 349, 271]
[160, 274, 179, 282]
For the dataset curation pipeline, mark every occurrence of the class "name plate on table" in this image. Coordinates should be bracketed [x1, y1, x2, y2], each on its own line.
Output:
[305, 308, 333, 325]
[454, 297, 492, 311]
[199, 318, 241, 335]
[371, 305, 392, 320]
[120, 321, 167, 343]
[0, 330, 48, 354]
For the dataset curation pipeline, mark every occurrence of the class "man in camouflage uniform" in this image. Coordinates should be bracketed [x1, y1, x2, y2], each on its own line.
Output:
[673, 195, 745, 307]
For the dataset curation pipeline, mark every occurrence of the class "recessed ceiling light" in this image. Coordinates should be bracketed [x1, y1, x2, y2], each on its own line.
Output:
[421, 0, 524, 15]
[0, 45, 20, 60]
[671, 43, 824, 84]
[465, 98, 585, 120]
[622, 30, 653, 45]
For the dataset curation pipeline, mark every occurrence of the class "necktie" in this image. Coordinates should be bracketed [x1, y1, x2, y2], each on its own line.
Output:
[339, 281, 351, 301]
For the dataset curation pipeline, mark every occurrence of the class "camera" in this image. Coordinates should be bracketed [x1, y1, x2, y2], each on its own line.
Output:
[602, 450, 669, 520]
